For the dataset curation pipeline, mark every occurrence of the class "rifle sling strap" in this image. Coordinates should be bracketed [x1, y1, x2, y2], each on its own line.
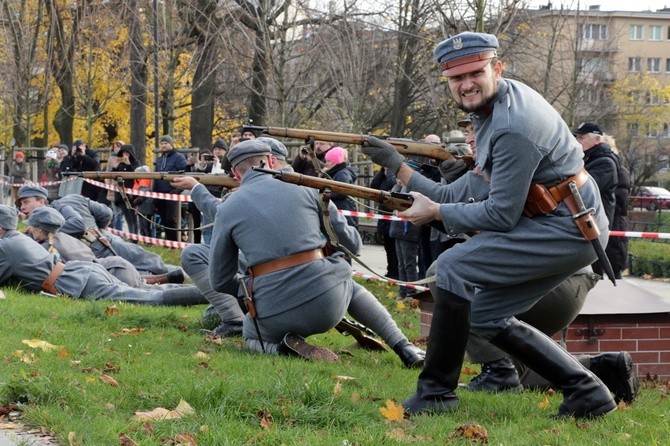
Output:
[317, 190, 435, 288]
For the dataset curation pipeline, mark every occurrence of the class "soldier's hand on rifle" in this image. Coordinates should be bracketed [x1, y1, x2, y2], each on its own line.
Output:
[438, 158, 469, 183]
[170, 176, 199, 190]
[398, 192, 441, 226]
[363, 136, 406, 175]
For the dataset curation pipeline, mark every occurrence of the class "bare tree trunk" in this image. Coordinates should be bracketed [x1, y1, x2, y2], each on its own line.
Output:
[128, 0, 147, 163]
[45, 0, 86, 146]
[248, 30, 268, 125]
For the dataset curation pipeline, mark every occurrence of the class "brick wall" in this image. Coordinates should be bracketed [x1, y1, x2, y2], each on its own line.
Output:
[418, 302, 670, 380]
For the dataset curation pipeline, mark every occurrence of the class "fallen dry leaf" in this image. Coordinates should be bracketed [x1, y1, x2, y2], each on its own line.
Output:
[0, 289, 5, 299]
[105, 305, 119, 315]
[194, 351, 210, 360]
[68, 431, 76, 445]
[170, 432, 197, 445]
[379, 400, 405, 422]
[118, 433, 139, 446]
[100, 374, 119, 387]
[22, 339, 61, 351]
[57, 348, 71, 359]
[333, 380, 342, 396]
[0, 422, 17, 429]
[121, 328, 145, 334]
[13, 350, 35, 364]
[448, 423, 489, 444]
[537, 395, 550, 410]
[257, 409, 273, 430]
[133, 399, 195, 422]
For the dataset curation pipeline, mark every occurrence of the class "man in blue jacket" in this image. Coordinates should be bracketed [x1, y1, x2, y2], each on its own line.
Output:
[153, 135, 186, 241]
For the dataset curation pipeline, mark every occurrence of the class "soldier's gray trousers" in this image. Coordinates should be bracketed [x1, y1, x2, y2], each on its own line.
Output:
[90, 232, 170, 275]
[76, 262, 205, 305]
[244, 280, 408, 355]
[181, 244, 244, 323]
[432, 218, 605, 340]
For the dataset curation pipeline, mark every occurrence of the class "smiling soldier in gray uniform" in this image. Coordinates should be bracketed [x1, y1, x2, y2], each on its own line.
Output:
[207, 140, 425, 366]
[0, 205, 204, 305]
[363, 31, 616, 419]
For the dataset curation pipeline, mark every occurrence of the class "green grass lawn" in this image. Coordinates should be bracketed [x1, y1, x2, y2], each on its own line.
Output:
[1, 278, 668, 446]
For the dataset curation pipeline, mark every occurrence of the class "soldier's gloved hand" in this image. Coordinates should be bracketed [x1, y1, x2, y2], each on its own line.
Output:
[438, 158, 468, 183]
[363, 136, 405, 175]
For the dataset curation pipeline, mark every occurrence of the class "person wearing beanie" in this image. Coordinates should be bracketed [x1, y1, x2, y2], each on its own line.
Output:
[10, 151, 30, 203]
[362, 31, 615, 419]
[323, 146, 359, 229]
[0, 206, 206, 305]
[57, 139, 100, 201]
[112, 144, 141, 236]
[153, 134, 187, 241]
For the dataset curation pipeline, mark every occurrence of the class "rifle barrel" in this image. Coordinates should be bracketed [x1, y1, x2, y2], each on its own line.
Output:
[243, 125, 473, 166]
[69, 171, 239, 189]
[253, 167, 412, 211]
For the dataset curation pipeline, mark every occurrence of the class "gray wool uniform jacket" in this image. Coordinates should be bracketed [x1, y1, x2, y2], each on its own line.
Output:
[0, 230, 161, 303]
[51, 194, 169, 275]
[405, 79, 610, 339]
[208, 169, 361, 319]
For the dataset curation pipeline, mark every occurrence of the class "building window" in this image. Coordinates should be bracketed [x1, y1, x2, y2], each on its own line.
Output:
[647, 123, 658, 138]
[627, 122, 639, 137]
[579, 24, 608, 40]
[629, 57, 642, 72]
[667, 58, 670, 73]
[649, 25, 663, 41]
[629, 24, 644, 40]
[664, 123, 670, 138]
[648, 58, 661, 73]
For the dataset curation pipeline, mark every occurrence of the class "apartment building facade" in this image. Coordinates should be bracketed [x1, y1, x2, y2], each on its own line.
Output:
[506, 5, 670, 173]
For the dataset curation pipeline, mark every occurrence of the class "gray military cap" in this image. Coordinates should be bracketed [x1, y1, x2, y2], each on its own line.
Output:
[27, 206, 65, 234]
[433, 32, 498, 77]
[15, 184, 49, 207]
[256, 137, 288, 160]
[0, 205, 19, 230]
[227, 140, 272, 167]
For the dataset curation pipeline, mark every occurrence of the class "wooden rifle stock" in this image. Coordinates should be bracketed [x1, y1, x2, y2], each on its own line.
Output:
[243, 124, 474, 167]
[253, 167, 413, 211]
[64, 171, 239, 189]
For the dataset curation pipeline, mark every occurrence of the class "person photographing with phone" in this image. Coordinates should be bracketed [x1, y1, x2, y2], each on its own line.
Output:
[58, 139, 100, 201]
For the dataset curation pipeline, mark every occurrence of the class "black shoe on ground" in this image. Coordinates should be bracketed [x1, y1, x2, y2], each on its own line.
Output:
[589, 351, 638, 404]
[393, 340, 425, 369]
[277, 333, 339, 362]
[466, 357, 523, 392]
[166, 269, 185, 284]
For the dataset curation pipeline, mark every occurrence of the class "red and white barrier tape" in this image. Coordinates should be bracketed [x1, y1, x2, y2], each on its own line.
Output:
[106, 228, 192, 249]
[83, 178, 191, 202]
[609, 230, 670, 240]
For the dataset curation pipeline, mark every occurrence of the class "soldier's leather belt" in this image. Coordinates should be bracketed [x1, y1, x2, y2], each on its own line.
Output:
[523, 168, 588, 218]
[42, 261, 65, 295]
[250, 248, 324, 278]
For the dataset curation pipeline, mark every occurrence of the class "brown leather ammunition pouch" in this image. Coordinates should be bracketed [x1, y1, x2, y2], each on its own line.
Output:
[523, 169, 588, 218]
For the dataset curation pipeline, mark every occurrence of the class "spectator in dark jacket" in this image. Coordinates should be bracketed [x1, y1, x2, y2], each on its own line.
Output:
[113, 144, 140, 236]
[153, 135, 186, 241]
[58, 140, 100, 201]
[370, 167, 399, 279]
[389, 182, 420, 300]
[323, 146, 358, 229]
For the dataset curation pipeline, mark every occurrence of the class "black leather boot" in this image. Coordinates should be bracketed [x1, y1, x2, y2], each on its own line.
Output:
[466, 357, 523, 392]
[142, 269, 185, 285]
[392, 340, 425, 369]
[491, 321, 616, 419]
[589, 352, 638, 404]
[402, 288, 470, 416]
